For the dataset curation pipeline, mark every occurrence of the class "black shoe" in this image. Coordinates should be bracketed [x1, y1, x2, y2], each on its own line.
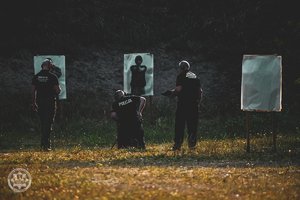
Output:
[172, 145, 181, 151]
[41, 146, 52, 152]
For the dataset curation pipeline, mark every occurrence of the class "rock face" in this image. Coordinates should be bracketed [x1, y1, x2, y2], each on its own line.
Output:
[0, 45, 223, 112]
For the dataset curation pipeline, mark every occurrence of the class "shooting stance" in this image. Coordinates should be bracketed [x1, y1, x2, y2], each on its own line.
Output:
[111, 90, 146, 149]
[171, 61, 202, 150]
[31, 59, 61, 151]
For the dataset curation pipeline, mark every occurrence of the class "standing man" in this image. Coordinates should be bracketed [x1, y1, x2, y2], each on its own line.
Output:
[111, 90, 146, 149]
[171, 60, 202, 150]
[31, 59, 61, 151]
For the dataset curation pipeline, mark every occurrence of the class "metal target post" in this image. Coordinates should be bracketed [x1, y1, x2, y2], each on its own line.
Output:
[246, 111, 250, 153]
[245, 110, 277, 154]
[272, 111, 276, 152]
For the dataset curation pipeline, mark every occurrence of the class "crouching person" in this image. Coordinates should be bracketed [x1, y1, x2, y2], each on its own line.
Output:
[111, 90, 146, 149]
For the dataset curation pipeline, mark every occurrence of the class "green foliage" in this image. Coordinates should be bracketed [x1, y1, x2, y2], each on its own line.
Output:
[2, 0, 299, 112]
[1, 99, 299, 157]
[1, 0, 299, 159]
[62, 89, 112, 120]
[2, 0, 299, 57]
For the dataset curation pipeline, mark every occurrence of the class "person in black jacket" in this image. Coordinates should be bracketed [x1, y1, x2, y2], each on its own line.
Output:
[111, 90, 146, 149]
[31, 59, 61, 151]
[171, 61, 202, 150]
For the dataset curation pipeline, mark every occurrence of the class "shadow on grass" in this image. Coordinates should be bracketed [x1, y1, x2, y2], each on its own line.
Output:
[1, 137, 299, 170]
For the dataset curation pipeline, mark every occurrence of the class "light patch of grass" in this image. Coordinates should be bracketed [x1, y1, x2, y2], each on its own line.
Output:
[0, 141, 299, 200]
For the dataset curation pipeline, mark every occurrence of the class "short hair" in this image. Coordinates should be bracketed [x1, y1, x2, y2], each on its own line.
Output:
[114, 90, 124, 100]
[179, 60, 190, 70]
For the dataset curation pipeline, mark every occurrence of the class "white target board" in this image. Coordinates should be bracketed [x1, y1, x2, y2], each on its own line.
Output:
[241, 55, 282, 111]
[124, 53, 154, 96]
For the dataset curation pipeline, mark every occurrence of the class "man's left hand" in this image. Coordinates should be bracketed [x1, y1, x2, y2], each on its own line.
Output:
[137, 111, 142, 121]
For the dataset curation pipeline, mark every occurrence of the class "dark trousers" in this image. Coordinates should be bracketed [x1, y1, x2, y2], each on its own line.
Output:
[117, 120, 145, 149]
[37, 98, 56, 149]
[174, 101, 198, 148]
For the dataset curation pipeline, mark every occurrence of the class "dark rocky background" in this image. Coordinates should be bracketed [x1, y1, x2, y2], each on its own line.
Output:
[0, 0, 299, 122]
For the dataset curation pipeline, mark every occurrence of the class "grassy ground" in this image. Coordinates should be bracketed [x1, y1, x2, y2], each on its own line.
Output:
[1, 104, 299, 152]
[0, 122, 300, 199]
[1, 100, 300, 199]
[1, 141, 300, 200]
